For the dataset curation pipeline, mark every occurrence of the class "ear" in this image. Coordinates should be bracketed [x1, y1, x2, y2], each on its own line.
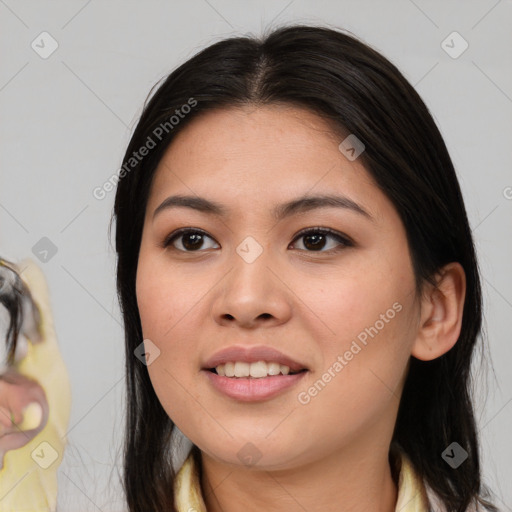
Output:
[411, 262, 466, 361]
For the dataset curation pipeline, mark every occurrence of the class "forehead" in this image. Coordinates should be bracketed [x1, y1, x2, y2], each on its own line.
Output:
[162, 104, 347, 165]
[147, 105, 379, 213]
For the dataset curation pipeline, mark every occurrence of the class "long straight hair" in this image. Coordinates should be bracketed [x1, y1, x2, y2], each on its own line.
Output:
[112, 24, 498, 511]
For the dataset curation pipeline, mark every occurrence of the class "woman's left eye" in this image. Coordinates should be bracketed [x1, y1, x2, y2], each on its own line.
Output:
[162, 227, 353, 253]
[290, 228, 353, 252]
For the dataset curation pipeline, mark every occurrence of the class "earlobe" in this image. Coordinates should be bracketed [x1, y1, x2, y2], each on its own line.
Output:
[411, 262, 466, 361]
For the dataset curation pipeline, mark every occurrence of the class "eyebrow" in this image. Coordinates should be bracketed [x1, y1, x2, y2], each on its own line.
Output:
[152, 193, 373, 222]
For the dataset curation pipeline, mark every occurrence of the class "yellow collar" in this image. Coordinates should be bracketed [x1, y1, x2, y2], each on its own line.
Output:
[174, 445, 431, 511]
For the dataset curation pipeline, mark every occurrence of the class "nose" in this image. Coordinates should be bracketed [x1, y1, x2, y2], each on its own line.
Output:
[210, 240, 292, 329]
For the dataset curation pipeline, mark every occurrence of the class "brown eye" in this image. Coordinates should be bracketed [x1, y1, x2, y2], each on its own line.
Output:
[290, 228, 353, 252]
[162, 229, 218, 252]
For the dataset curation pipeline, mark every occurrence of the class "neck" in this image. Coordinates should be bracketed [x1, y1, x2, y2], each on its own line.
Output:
[199, 441, 399, 512]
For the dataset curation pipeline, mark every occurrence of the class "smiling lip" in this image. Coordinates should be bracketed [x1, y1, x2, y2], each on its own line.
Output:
[202, 345, 308, 402]
[202, 345, 307, 373]
[203, 370, 307, 402]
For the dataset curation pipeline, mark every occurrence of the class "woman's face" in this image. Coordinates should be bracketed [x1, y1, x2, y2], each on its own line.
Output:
[136, 104, 422, 469]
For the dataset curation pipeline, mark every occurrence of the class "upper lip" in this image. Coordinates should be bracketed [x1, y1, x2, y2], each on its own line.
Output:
[203, 345, 308, 373]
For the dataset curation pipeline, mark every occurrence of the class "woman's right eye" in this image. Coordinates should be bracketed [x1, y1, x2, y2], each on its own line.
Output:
[162, 228, 219, 252]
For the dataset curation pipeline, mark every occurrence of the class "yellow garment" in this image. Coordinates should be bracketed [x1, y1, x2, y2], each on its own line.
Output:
[174, 444, 431, 512]
[0, 259, 71, 511]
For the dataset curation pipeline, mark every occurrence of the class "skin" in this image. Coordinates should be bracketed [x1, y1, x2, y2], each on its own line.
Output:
[136, 104, 466, 512]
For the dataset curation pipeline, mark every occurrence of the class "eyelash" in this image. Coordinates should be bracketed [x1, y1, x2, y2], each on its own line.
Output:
[161, 227, 353, 254]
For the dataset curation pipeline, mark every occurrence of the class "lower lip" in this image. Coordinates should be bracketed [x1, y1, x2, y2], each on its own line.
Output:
[203, 370, 308, 402]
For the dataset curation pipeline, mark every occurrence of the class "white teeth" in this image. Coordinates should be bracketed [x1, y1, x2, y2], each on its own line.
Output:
[224, 362, 235, 377]
[234, 362, 250, 377]
[249, 361, 268, 378]
[214, 361, 297, 378]
[267, 362, 281, 375]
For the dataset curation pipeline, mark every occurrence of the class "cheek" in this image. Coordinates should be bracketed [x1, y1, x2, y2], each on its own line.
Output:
[294, 252, 414, 351]
[135, 250, 208, 420]
[136, 247, 194, 341]
[293, 301, 414, 451]
[293, 256, 416, 412]
[136, 266, 170, 341]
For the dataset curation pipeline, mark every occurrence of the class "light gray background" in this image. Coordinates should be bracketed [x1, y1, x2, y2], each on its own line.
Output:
[1, 1, 511, 510]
